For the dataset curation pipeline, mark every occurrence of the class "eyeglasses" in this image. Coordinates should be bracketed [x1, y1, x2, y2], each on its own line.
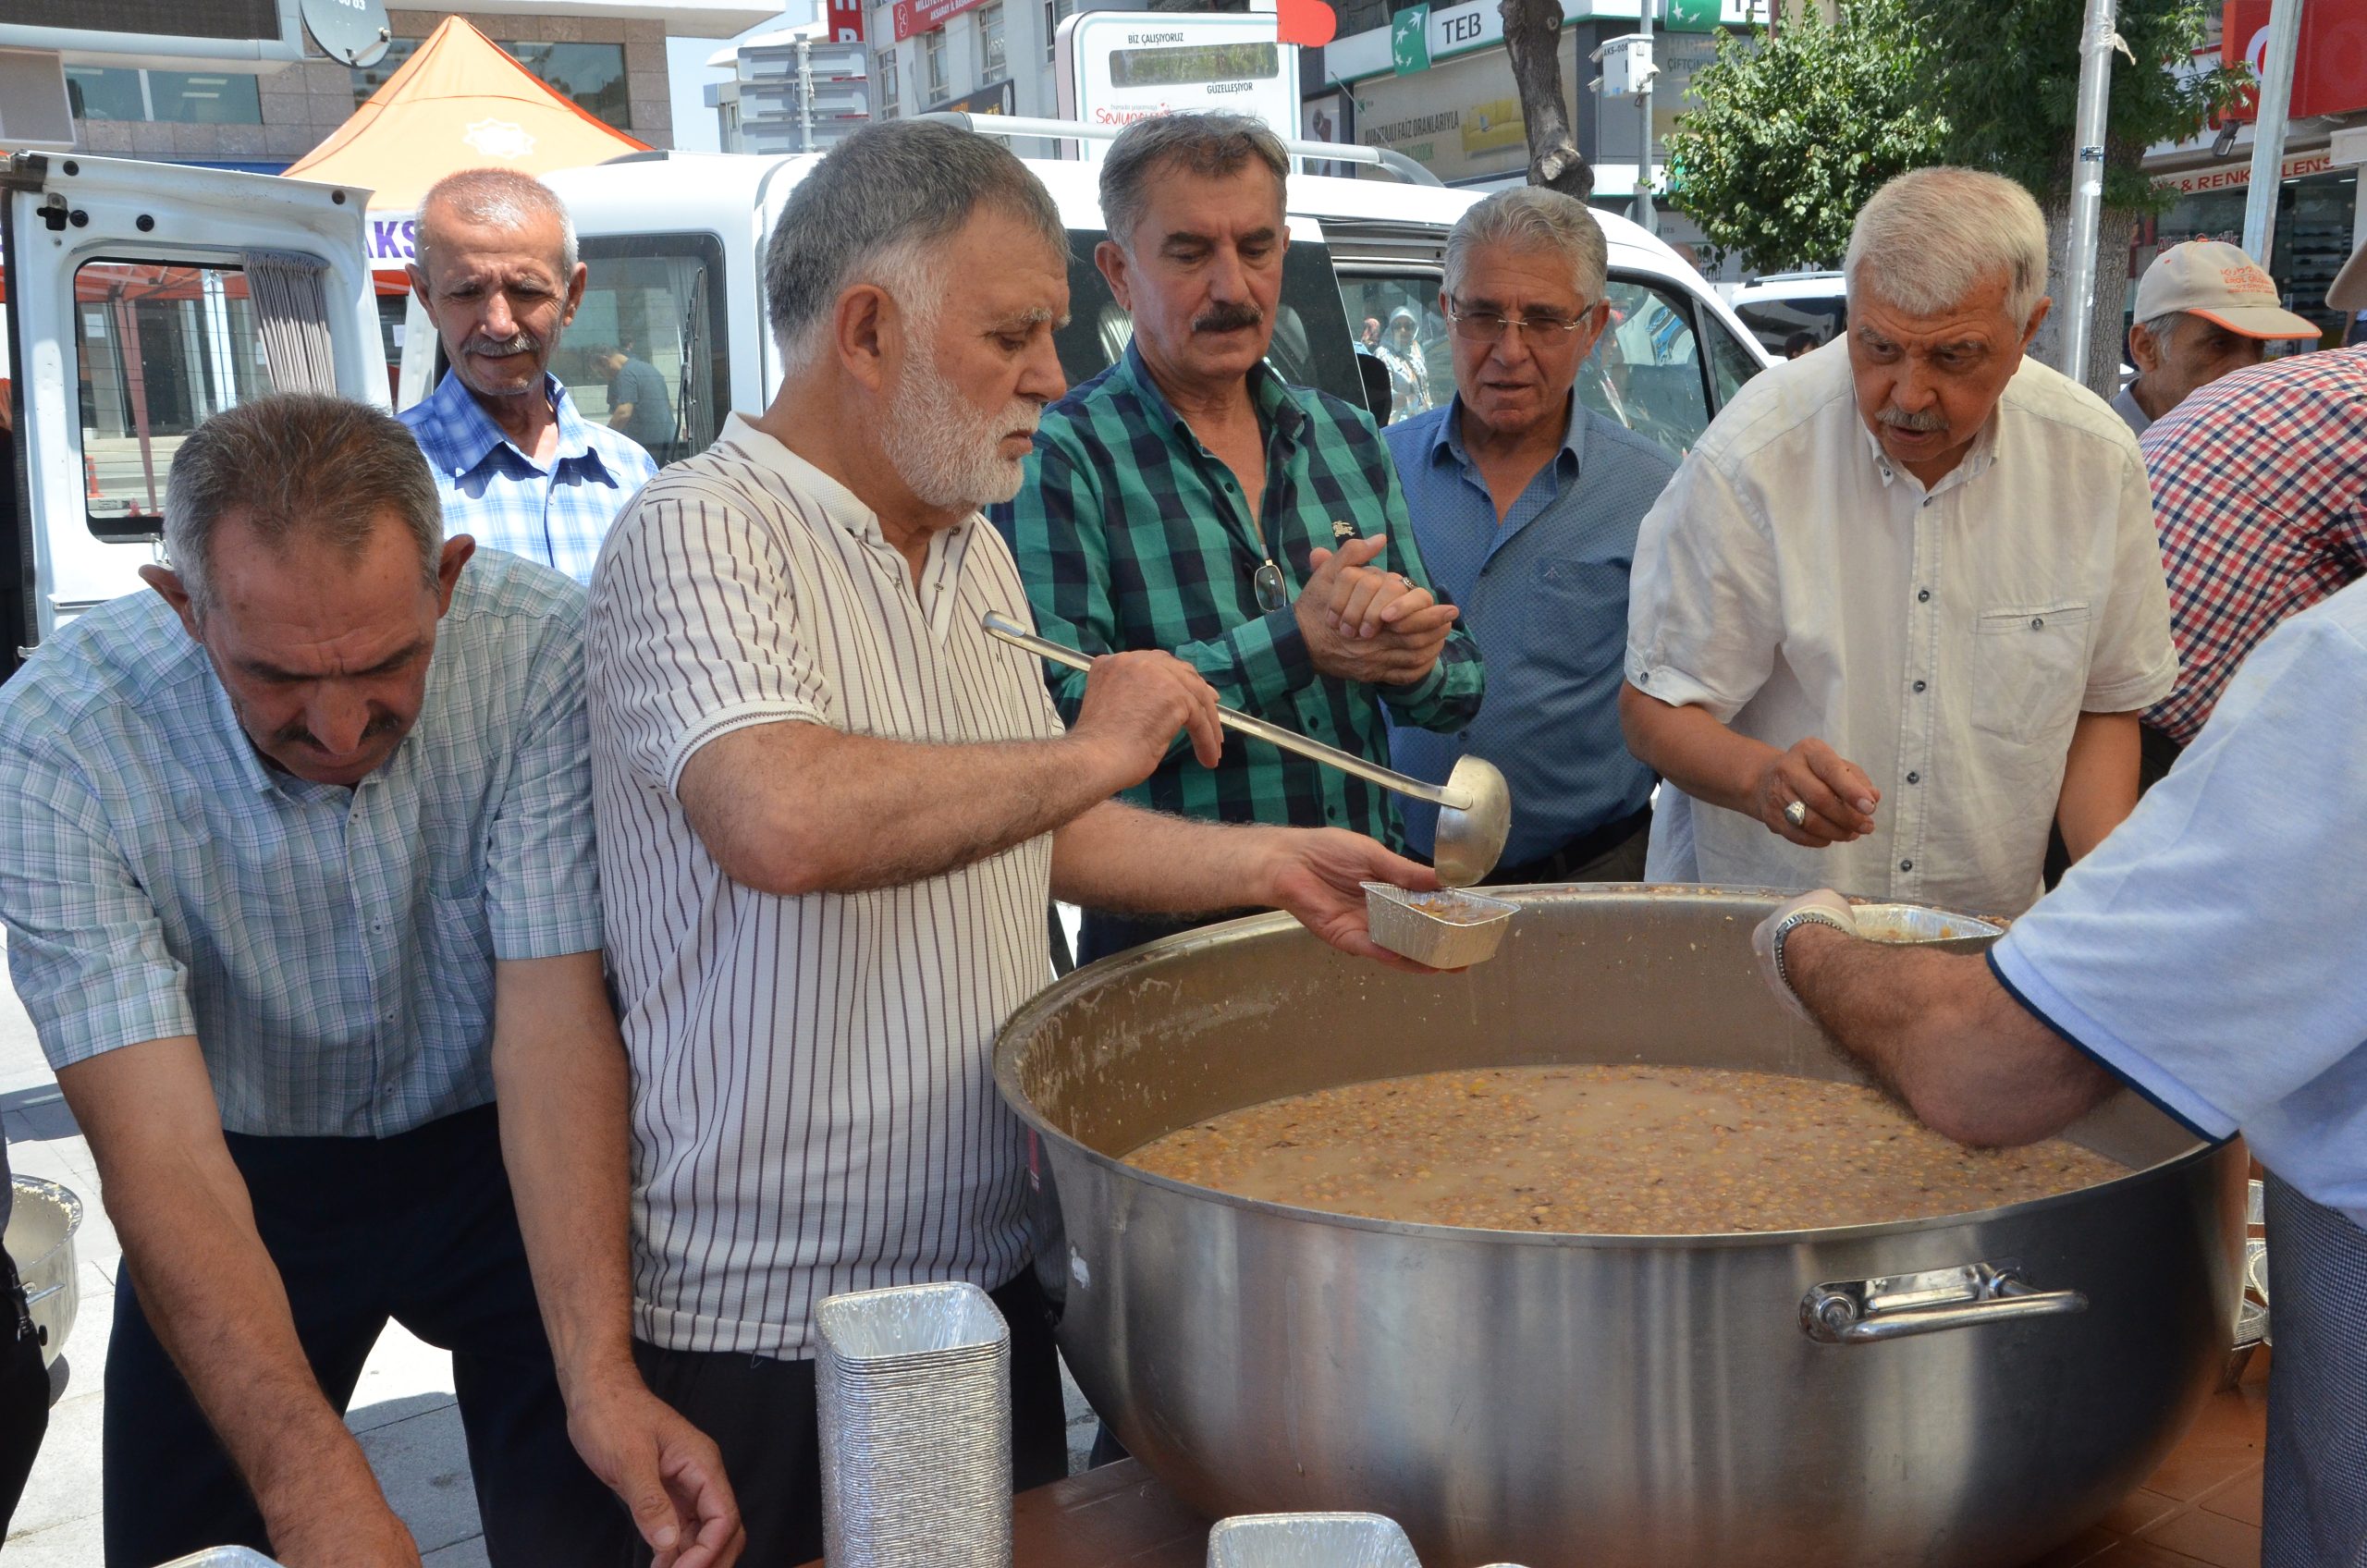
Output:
[1446, 299, 1593, 345]
[1252, 558, 1290, 613]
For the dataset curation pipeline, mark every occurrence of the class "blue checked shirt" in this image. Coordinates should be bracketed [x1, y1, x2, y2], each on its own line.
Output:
[0, 552, 605, 1138]
[401, 369, 656, 584]
[1386, 396, 1674, 864]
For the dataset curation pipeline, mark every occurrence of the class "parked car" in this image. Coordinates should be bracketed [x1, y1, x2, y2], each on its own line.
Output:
[1730, 268, 1847, 356]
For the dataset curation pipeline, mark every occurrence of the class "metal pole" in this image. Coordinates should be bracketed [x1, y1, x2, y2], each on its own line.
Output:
[1633, 0, 1658, 235]
[2057, 0, 2118, 382]
[2240, 0, 2304, 266]
[798, 39, 816, 154]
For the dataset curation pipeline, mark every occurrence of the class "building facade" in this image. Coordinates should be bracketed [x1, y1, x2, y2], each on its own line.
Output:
[6, 2, 777, 171]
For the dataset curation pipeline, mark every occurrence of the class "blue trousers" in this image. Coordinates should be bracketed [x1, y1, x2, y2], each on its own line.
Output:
[102, 1104, 632, 1568]
[2263, 1173, 2367, 1568]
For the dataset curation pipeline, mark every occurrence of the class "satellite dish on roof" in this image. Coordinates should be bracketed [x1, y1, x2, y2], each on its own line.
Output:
[301, 0, 393, 68]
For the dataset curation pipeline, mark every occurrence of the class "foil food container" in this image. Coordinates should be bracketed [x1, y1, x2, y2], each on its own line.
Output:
[1362, 883, 1517, 968]
[1846, 903, 2007, 944]
[1207, 1513, 1425, 1568]
[155, 1551, 284, 1566]
[816, 1280, 1012, 1568]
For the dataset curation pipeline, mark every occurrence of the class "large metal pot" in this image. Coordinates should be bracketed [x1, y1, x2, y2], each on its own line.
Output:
[995, 888, 2243, 1568]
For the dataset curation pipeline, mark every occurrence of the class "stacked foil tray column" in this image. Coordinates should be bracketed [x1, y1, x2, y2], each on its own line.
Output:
[816, 1280, 1012, 1568]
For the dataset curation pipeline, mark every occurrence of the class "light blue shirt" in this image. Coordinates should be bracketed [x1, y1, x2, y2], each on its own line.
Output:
[401, 369, 657, 585]
[0, 552, 604, 1138]
[1384, 394, 1675, 863]
[1990, 578, 2367, 1228]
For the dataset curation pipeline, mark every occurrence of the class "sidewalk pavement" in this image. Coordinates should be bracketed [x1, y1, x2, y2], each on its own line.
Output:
[2, 945, 1098, 1564]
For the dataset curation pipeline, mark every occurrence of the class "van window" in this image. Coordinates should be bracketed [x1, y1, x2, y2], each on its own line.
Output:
[1335, 276, 1448, 424]
[75, 260, 270, 540]
[1052, 235, 1366, 413]
[558, 234, 730, 469]
[1585, 279, 1715, 460]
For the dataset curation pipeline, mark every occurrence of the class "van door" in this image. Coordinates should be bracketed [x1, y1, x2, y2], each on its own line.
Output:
[2, 153, 381, 671]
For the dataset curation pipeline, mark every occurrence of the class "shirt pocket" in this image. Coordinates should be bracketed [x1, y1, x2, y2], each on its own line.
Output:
[1971, 602, 2093, 747]
[1537, 558, 1632, 680]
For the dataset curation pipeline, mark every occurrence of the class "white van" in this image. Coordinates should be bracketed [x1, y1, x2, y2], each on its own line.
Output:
[526, 139, 1770, 476]
[3, 128, 1767, 670]
[2, 151, 385, 663]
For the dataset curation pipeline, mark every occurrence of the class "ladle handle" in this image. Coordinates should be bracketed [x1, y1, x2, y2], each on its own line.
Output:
[982, 612, 1471, 812]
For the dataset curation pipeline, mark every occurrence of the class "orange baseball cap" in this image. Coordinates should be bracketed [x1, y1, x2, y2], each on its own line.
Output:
[2134, 240, 2322, 339]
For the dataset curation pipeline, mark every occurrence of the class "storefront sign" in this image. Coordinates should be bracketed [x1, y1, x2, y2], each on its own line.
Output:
[891, 0, 987, 44]
[1357, 40, 1567, 181]
[2152, 146, 2335, 195]
[1389, 0, 1504, 75]
[828, 0, 865, 44]
[1055, 12, 1298, 153]
[2223, 0, 2367, 121]
[941, 80, 1013, 115]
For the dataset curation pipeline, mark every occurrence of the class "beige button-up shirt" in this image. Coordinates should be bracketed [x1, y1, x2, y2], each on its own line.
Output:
[1625, 342, 2177, 916]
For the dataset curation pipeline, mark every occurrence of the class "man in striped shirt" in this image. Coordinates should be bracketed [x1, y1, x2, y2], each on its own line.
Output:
[994, 113, 1485, 963]
[587, 120, 1441, 1566]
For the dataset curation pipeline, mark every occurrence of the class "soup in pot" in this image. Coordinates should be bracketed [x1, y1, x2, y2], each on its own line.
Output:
[1127, 1064, 2125, 1234]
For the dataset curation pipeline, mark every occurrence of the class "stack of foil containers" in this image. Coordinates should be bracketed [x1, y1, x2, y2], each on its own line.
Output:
[817, 1280, 1012, 1568]
[1206, 1513, 1426, 1568]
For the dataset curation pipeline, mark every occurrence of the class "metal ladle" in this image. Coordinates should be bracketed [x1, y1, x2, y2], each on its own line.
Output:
[984, 611, 1513, 887]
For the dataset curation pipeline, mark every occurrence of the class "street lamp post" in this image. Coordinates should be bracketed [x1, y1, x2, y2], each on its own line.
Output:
[1633, 0, 1658, 235]
[2056, 0, 2119, 385]
[2241, 0, 2305, 267]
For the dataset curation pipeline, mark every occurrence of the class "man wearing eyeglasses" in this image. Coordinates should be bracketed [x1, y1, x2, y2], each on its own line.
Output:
[996, 112, 1484, 962]
[1384, 190, 1676, 886]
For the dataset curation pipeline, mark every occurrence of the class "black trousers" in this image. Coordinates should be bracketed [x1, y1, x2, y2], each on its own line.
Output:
[103, 1104, 630, 1568]
[1, 1256, 48, 1536]
[631, 1269, 1071, 1567]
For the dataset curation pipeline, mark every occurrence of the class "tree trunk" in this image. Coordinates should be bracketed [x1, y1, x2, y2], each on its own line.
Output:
[2034, 192, 2138, 399]
[1501, 0, 1591, 196]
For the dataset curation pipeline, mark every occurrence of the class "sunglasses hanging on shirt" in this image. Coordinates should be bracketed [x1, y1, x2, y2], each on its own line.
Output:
[1252, 558, 1290, 614]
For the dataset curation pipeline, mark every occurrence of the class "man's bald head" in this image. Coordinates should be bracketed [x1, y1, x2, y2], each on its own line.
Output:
[413, 168, 577, 277]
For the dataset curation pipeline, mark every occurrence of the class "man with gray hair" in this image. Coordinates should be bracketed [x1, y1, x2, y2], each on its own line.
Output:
[0, 394, 738, 1567]
[996, 111, 1482, 961]
[1621, 166, 2177, 915]
[588, 119, 1441, 1563]
[403, 167, 656, 583]
[1386, 187, 1675, 884]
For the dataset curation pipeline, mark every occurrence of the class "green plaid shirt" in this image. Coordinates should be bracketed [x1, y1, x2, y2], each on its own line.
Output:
[992, 343, 1483, 847]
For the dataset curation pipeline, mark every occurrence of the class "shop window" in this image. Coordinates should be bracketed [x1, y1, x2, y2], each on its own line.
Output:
[877, 49, 900, 116]
[502, 42, 632, 131]
[149, 71, 264, 125]
[979, 2, 1008, 83]
[925, 30, 949, 103]
[64, 67, 147, 122]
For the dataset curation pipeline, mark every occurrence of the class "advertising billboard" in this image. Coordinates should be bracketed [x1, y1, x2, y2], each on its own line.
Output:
[1056, 11, 1299, 152]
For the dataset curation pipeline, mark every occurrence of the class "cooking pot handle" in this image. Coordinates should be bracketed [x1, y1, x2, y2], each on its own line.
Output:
[1800, 1262, 2086, 1344]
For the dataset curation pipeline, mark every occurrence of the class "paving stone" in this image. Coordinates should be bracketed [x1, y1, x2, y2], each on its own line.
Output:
[355, 1401, 484, 1555]
[8, 1386, 104, 1539]
[0, 1501, 103, 1564]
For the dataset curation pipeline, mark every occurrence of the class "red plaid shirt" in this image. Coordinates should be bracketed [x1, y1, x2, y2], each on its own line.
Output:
[2141, 347, 2367, 745]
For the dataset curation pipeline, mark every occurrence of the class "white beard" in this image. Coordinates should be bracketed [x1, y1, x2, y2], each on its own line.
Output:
[881, 340, 1040, 510]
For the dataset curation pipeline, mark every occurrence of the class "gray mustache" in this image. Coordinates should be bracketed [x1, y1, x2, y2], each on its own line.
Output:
[1878, 405, 1946, 433]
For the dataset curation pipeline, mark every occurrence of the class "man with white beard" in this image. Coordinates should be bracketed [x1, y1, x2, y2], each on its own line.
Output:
[583, 121, 1443, 1564]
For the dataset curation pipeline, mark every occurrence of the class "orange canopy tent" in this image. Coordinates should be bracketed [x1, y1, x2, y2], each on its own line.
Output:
[284, 16, 649, 286]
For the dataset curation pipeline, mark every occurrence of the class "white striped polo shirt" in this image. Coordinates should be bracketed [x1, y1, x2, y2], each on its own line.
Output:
[586, 412, 1061, 1358]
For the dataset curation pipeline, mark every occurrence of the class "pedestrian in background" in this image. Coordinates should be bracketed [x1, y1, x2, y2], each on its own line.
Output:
[2134, 238, 2367, 788]
[2114, 239, 2320, 441]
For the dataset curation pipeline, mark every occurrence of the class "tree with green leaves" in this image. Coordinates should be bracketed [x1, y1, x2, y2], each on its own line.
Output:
[1908, 0, 2243, 390]
[1669, 0, 2244, 394]
[1664, 0, 1944, 276]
